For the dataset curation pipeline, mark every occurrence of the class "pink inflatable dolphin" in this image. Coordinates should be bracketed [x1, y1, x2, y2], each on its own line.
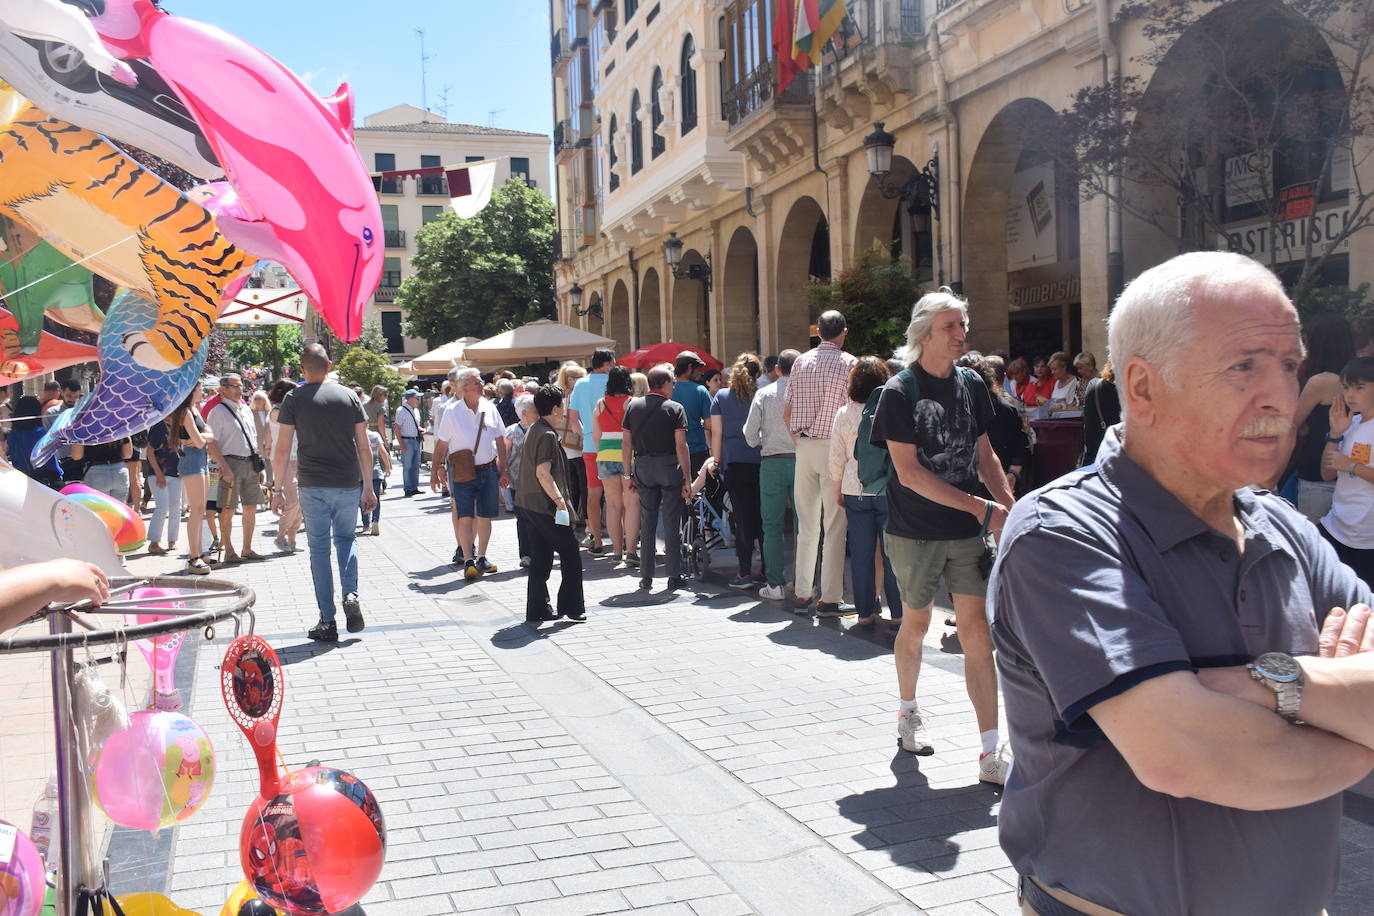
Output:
[89, 0, 380, 342]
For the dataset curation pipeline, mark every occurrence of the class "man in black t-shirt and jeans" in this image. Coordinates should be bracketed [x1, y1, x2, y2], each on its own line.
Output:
[871, 288, 1015, 784]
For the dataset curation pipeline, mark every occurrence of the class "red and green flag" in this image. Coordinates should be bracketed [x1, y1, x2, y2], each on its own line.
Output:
[794, 0, 846, 64]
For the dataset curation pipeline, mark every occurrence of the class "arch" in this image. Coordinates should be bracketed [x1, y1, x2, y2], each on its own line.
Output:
[775, 196, 829, 349]
[964, 98, 1082, 358]
[852, 155, 935, 284]
[629, 91, 644, 174]
[670, 250, 710, 352]
[639, 266, 662, 345]
[585, 291, 604, 336]
[721, 226, 759, 357]
[607, 114, 620, 192]
[650, 68, 665, 158]
[608, 279, 631, 352]
[680, 35, 698, 135]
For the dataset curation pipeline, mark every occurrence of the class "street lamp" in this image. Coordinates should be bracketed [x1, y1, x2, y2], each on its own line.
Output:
[863, 121, 940, 219]
[569, 282, 602, 321]
[663, 231, 712, 292]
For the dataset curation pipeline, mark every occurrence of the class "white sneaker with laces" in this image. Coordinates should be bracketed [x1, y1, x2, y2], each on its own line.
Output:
[978, 743, 1013, 785]
[759, 584, 786, 601]
[897, 709, 933, 754]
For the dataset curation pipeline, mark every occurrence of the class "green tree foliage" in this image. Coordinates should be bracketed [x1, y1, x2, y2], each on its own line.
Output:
[226, 324, 303, 377]
[805, 244, 920, 360]
[398, 180, 555, 345]
[335, 347, 405, 410]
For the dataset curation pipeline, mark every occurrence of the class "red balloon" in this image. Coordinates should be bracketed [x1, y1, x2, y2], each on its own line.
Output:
[238, 767, 384, 916]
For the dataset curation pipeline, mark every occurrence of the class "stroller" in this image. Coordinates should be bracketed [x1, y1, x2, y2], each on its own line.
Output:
[680, 483, 732, 579]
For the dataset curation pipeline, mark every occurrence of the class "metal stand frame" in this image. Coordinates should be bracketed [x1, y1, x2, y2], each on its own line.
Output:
[0, 576, 257, 916]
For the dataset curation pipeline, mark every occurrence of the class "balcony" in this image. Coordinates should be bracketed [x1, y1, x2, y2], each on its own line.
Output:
[371, 176, 401, 195]
[722, 61, 815, 172]
[818, 0, 924, 130]
[417, 174, 448, 196]
[384, 229, 406, 249]
[551, 28, 572, 72]
[555, 119, 575, 163]
[375, 286, 399, 303]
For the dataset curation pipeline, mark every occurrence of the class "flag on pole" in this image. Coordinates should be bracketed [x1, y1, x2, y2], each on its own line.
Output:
[794, 0, 846, 64]
[773, 0, 810, 94]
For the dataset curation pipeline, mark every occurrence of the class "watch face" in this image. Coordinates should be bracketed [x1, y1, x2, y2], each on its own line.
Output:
[1254, 652, 1302, 683]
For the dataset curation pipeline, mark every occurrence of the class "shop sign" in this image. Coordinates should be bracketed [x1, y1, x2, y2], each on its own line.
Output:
[1006, 162, 1057, 272]
[1278, 182, 1316, 221]
[1219, 206, 1351, 265]
[1224, 149, 1272, 209]
[1010, 275, 1080, 309]
[220, 325, 275, 340]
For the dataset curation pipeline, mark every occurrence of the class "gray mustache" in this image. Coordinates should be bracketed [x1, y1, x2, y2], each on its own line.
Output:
[1239, 416, 1294, 438]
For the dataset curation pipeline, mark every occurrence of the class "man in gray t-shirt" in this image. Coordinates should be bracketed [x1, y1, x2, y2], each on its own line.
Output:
[273, 343, 376, 642]
[991, 252, 1374, 916]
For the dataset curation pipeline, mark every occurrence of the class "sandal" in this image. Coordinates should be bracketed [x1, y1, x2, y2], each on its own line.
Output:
[147, 542, 166, 555]
[240, 549, 267, 561]
[186, 560, 210, 575]
[221, 549, 241, 564]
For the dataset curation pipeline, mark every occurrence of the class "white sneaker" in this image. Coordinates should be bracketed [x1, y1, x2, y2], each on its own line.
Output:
[759, 584, 785, 600]
[897, 709, 933, 754]
[978, 743, 1013, 785]
[370, 522, 380, 536]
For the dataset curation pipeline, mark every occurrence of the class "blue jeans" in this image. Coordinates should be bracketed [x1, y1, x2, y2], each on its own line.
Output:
[401, 438, 421, 493]
[299, 485, 361, 621]
[84, 463, 129, 503]
[844, 494, 903, 619]
[360, 477, 383, 525]
[149, 475, 184, 544]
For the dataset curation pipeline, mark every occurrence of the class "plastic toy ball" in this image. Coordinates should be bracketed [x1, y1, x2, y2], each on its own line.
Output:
[0, 819, 46, 916]
[239, 767, 385, 916]
[60, 483, 147, 554]
[92, 710, 215, 830]
[218, 879, 273, 916]
[116, 892, 204, 916]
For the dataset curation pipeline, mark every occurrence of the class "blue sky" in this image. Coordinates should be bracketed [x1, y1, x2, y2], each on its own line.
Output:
[171, 0, 555, 135]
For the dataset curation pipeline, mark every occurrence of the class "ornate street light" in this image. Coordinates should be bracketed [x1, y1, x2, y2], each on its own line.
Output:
[663, 232, 712, 292]
[569, 282, 602, 320]
[864, 121, 940, 219]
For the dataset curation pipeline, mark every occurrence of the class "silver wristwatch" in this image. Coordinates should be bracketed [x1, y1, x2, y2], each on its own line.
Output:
[1246, 652, 1305, 724]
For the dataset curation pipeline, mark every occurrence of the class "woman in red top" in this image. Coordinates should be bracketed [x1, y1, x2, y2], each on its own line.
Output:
[1024, 355, 1055, 408]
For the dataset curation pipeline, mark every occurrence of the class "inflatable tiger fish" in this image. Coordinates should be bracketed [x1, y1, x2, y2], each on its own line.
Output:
[0, 86, 253, 370]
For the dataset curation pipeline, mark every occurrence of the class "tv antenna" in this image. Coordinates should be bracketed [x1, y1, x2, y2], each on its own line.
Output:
[488, 108, 504, 127]
[436, 83, 453, 120]
[414, 27, 435, 121]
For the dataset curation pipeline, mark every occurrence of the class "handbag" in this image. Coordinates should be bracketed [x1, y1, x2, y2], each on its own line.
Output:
[559, 413, 582, 451]
[447, 411, 488, 484]
[219, 402, 266, 473]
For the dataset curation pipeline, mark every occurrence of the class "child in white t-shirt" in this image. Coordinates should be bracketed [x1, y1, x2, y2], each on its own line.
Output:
[360, 428, 391, 536]
[1319, 357, 1374, 584]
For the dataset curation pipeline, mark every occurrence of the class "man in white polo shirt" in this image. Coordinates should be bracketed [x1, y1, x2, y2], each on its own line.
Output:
[432, 367, 510, 579]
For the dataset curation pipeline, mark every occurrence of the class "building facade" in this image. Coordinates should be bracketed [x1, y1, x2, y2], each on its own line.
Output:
[353, 105, 551, 357]
[550, 0, 1374, 363]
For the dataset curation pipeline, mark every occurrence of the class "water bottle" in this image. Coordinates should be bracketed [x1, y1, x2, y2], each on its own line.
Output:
[30, 773, 58, 870]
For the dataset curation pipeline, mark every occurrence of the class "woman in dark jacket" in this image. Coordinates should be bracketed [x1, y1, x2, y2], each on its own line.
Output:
[962, 355, 1032, 494]
[1080, 359, 1121, 467]
[6, 396, 61, 489]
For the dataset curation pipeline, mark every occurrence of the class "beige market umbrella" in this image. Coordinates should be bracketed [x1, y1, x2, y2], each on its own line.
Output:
[407, 336, 480, 374]
[461, 319, 615, 369]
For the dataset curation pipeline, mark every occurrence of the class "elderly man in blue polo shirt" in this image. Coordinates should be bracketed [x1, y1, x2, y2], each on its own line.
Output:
[991, 251, 1374, 916]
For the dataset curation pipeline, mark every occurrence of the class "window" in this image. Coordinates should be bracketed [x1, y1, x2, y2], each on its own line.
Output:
[381, 257, 402, 288]
[511, 156, 531, 184]
[465, 155, 483, 163]
[421, 205, 444, 225]
[630, 91, 643, 173]
[380, 311, 404, 354]
[380, 204, 404, 248]
[680, 35, 698, 135]
[419, 154, 444, 195]
[625, 0, 638, 19]
[650, 68, 665, 158]
[373, 152, 398, 194]
[608, 114, 620, 191]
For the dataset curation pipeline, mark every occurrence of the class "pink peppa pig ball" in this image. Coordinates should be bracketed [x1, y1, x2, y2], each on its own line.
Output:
[0, 820, 46, 916]
[239, 767, 385, 916]
[92, 710, 215, 830]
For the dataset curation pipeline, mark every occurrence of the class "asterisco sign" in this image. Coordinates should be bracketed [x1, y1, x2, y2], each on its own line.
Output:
[1219, 205, 1351, 265]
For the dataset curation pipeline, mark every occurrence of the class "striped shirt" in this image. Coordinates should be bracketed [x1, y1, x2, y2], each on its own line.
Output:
[595, 395, 629, 462]
[785, 341, 857, 439]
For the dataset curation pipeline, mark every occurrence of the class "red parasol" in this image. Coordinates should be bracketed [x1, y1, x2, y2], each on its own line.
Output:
[618, 342, 723, 373]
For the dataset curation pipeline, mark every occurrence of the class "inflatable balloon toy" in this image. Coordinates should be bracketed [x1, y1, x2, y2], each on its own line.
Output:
[0, 461, 122, 574]
[91, 709, 215, 831]
[0, 0, 221, 179]
[222, 636, 385, 916]
[0, 820, 46, 916]
[129, 587, 186, 712]
[32, 290, 209, 464]
[0, 305, 97, 388]
[88, 0, 382, 343]
[0, 87, 254, 372]
[0, 217, 102, 346]
[219, 880, 276, 916]
[59, 483, 147, 555]
[116, 893, 204, 916]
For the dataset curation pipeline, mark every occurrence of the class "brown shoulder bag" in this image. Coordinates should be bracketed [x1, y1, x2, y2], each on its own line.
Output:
[447, 413, 487, 484]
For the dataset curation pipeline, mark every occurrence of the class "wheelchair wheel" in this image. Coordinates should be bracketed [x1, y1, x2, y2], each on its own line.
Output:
[680, 507, 701, 579]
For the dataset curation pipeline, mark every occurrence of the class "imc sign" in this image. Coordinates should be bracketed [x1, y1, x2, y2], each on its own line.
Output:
[1225, 150, 1272, 209]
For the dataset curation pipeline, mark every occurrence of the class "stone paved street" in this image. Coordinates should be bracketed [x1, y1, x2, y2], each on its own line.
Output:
[35, 465, 1374, 914]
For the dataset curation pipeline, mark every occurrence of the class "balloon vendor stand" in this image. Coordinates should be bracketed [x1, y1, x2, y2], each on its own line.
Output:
[0, 576, 256, 916]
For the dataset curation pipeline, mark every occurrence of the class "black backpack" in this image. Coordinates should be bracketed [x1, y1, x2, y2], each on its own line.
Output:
[855, 366, 982, 495]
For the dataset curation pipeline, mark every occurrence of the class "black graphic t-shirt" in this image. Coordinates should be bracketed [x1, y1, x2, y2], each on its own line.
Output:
[871, 364, 991, 540]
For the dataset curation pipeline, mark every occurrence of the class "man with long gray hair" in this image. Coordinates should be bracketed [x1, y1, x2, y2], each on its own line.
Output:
[871, 288, 1014, 783]
[991, 251, 1374, 914]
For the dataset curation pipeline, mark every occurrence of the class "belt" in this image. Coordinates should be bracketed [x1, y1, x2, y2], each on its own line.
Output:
[225, 454, 249, 460]
[401, 435, 421, 440]
[637, 453, 677, 459]
[1018, 877, 1127, 916]
[475, 459, 496, 471]
[761, 454, 795, 460]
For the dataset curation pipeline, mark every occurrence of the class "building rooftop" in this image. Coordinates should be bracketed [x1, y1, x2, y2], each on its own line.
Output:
[355, 120, 547, 138]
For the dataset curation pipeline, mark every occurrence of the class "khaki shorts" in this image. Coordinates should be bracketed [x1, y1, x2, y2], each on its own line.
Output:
[884, 532, 988, 608]
[217, 455, 263, 511]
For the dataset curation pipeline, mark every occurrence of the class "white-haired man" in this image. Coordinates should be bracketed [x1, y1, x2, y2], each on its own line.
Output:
[991, 251, 1374, 915]
[870, 288, 1014, 783]
[432, 367, 509, 577]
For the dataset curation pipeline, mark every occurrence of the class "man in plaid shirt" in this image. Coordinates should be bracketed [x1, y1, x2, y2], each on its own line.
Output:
[784, 310, 857, 615]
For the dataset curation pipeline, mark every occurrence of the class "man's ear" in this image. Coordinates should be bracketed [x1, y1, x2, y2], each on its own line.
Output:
[1121, 358, 1159, 426]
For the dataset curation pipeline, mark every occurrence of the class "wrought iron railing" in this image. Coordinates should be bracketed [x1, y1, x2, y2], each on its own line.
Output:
[384, 229, 406, 248]
[550, 28, 571, 67]
[722, 61, 812, 128]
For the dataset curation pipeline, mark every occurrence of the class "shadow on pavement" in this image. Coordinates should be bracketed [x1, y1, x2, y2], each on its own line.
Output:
[276, 638, 360, 664]
[408, 564, 458, 581]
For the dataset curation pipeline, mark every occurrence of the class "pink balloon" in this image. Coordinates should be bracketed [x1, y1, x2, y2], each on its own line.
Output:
[92, 710, 215, 831]
[0, 819, 46, 916]
[129, 588, 186, 709]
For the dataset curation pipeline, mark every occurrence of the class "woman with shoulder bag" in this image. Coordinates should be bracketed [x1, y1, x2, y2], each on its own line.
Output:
[556, 362, 590, 543]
